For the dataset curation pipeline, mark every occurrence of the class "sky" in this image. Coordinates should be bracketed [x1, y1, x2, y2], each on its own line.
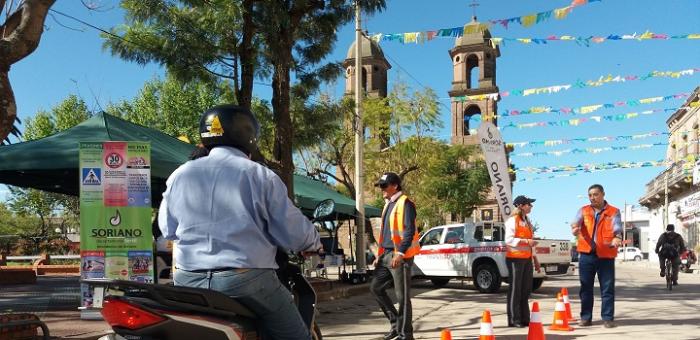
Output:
[4, 0, 700, 240]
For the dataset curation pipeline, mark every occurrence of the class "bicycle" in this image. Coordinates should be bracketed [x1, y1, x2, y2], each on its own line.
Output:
[665, 258, 673, 291]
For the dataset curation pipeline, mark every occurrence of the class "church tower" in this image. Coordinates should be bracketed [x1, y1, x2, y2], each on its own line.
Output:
[449, 17, 500, 145]
[449, 18, 508, 222]
[343, 35, 392, 149]
[343, 35, 391, 99]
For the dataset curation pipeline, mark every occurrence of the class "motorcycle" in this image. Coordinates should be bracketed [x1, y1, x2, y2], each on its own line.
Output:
[85, 199, 335, 340]
[680, 249, 697, 273]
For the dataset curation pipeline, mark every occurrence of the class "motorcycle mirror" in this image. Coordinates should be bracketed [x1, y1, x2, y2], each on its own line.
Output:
[313, 199, 335, 220]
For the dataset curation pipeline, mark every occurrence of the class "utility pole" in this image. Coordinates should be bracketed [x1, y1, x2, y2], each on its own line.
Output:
[354, 0, 366, 274]
[664, 171, 669, 228]
[623, 201, 627, 258]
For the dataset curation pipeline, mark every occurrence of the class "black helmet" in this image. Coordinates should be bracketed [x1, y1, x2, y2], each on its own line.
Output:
[199, 104, 259, 154]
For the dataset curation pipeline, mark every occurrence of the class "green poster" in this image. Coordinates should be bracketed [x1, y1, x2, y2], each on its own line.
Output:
[79, 142, 153, 308]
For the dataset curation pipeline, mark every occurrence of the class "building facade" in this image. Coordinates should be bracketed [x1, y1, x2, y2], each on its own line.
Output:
[639, 86, 700, 263]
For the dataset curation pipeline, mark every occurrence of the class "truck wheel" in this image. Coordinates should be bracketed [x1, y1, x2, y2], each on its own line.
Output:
[634, 256, 642, 261]
[532, 278, 544, 291]
[430, 278, 450, 287]
[474, 264, 501, 293]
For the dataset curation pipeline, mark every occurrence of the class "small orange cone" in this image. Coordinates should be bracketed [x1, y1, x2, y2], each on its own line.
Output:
[440, 328, 453, 340]
[527, 301, 546, 340]
[561, 287, 576, 321]
[549, 293, 574, 331]
[479, 309, 495, 340]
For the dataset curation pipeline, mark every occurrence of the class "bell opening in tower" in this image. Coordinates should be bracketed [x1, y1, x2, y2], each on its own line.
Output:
[467, 54, 480, 89]
[463, 104, 481, 136]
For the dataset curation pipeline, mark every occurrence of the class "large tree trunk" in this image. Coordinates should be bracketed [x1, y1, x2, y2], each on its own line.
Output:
[0, 0, 56, 143]
[237, 0, 256, 109]
[271, 53, 294, 199]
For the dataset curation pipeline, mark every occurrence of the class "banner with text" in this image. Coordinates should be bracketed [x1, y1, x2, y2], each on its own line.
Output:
[79, 141, 153, 308]
[478, 122, 513, 221]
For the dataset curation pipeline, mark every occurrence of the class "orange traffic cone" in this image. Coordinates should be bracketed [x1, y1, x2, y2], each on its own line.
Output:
[561, 287, 576, 321]
[549, 293, 574, 331]
[440, 328, 453, 340]
[479, 309, 495, 340]
[527, 301, 546, 340]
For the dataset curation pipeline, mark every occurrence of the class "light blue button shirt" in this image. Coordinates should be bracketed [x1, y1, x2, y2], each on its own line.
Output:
[158, 146, 321, 270]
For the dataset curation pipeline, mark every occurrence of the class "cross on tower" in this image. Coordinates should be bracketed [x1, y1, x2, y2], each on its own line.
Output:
[469, 0, 479, 19]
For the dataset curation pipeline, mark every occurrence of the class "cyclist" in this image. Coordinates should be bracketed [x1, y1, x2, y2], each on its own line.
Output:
[654, 224, 686, 286]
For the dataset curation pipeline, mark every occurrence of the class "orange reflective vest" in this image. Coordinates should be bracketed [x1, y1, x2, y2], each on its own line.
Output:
[506, 215, 533, 259]
[576, 204, 620, 259]
[377, 195, 421, 259]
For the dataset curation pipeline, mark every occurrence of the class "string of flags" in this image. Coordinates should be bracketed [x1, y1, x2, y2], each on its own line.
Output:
[450, 67, 699, 102]
[371, 29, 700, 46]
[507, 132, 669, 148]
[512, 143, 667, 157]
[465, 107, 679, 133]
[500, 107, 676, 130]
[488, 32, 700, 47]
[513, 159, 666, 174]
[516, 154, 699, 181]
[462, 92, 691, 118]
[368, 0, 599, 45]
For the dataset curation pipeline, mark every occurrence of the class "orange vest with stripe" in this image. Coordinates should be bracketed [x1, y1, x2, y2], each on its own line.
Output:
[377, 195, 421, 259]
[576, 204, 620, 259]
[506, 215, 533, 259]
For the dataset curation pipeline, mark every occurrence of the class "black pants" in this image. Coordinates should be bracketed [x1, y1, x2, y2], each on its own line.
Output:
[506, 258, 533, 326]
[659, 255, 680, 281]
[370, 252, 413, 338]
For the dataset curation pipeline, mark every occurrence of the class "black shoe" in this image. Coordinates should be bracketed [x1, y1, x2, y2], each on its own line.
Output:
[604, 320, 617, 328]
[660, 270, 665, 277]
[382, 330, 399, 340]
[579, 319, 592, 326]
[397, 336, 414, 340]
[673, 280, 678, 286]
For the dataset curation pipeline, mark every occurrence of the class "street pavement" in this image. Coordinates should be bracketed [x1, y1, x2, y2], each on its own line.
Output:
[1, 261, 699, 339]
[317, 261, 700, 340]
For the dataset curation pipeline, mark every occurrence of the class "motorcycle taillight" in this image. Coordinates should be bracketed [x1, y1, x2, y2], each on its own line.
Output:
[101, 297, 166, 330]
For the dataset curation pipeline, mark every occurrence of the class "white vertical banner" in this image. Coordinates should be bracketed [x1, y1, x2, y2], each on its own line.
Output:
[693, 159, 700, 186]
[478, 122, 513, 221]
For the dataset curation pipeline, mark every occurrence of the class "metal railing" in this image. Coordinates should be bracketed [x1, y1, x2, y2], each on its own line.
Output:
[5, 255, 80, 261]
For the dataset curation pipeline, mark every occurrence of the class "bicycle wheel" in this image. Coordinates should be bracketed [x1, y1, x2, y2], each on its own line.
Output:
[666, 260, 673, 291]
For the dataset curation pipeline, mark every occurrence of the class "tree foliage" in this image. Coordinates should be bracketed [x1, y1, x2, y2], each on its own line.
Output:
[103, 0, 386, 197]
[5, 95, 89, 238]
[304, 81, 492, 229]
[107, 74, 236, 144]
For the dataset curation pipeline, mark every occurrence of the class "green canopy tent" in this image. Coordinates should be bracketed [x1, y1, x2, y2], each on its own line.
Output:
[294, 175, 381, 218]
[0, 112, 380, 218]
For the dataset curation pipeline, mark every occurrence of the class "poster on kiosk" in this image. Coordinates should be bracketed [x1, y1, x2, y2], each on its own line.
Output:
[79, 141, 153, 319]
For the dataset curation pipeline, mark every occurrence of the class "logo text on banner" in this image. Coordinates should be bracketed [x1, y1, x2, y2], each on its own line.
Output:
[478, 122, 513, 221]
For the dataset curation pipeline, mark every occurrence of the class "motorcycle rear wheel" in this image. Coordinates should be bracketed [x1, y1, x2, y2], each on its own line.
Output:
[312, 322, 323, 340]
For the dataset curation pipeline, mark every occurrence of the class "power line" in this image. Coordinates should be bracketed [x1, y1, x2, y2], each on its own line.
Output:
[382, 52, 454, 120]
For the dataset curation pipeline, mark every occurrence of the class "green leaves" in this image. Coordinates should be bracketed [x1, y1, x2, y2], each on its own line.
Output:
[23, 95, 90, 141]
[107, 74, 235, 144]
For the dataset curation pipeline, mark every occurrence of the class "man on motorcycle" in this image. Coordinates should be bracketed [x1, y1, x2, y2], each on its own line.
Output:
[654, 224, 686, 286]
[158, 104, 322, 340]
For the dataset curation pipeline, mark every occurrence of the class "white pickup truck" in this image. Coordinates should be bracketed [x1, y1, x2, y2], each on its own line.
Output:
[411, 221, 571, 293]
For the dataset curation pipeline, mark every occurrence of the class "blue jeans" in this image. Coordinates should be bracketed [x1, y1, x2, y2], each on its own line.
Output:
[174, 268, 310, 340]
[578, 253, 615, 321]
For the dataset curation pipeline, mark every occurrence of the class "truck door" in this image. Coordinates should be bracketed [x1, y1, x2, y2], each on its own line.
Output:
[443, 225, 468, 276]
[413, 227, 446, 276]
